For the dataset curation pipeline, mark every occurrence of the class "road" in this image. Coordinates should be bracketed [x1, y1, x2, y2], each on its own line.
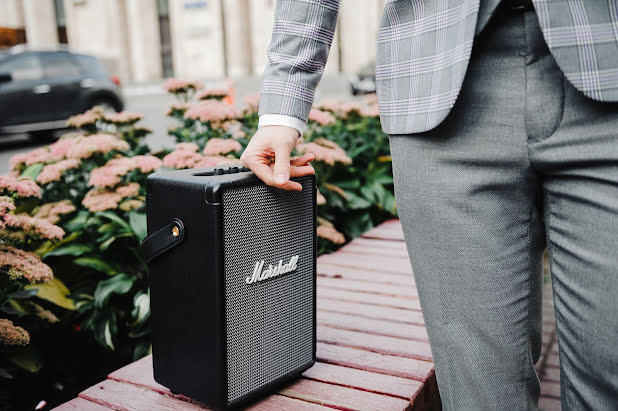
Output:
[0, 74, 355, 174]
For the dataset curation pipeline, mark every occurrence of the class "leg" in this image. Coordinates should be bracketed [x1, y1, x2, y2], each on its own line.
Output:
[529, 79, 618, 409]
[389, 8, 546, 409]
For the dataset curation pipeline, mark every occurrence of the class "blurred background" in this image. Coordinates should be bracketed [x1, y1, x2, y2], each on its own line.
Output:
[0, 0, 385, 173]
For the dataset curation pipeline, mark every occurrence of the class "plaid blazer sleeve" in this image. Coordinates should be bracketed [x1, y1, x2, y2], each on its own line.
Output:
[258, 0, 341, 124]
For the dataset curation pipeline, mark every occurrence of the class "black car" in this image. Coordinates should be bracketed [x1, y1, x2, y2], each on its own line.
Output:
[349, 59, 376, 95]
[0, 45, 124, 140]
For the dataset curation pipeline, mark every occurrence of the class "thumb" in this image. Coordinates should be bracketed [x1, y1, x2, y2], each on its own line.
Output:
[273, 142, 292, 185]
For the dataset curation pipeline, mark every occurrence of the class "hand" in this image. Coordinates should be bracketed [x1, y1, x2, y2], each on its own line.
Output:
[241, 125, 315, 191]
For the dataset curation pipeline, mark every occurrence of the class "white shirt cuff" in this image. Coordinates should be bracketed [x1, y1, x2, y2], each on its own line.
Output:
[258, 114, 307, 138]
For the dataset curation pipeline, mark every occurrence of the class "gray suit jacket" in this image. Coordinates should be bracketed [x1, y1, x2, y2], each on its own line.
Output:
[258, 0, 618, 135]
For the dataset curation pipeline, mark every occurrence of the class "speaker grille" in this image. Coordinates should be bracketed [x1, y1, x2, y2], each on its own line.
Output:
[222, 176, 315, 404]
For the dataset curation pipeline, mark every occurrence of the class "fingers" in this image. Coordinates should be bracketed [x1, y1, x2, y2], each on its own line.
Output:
[273, 143, 292, 186]
[290, 153, 315, 166]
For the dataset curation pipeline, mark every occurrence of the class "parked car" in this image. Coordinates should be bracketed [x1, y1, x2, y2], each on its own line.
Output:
[349, 59, 376, 95]
[0, 45, 124, 140]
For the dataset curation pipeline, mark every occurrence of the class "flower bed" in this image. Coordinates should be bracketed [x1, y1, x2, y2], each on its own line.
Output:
[0, 80, 395, 409]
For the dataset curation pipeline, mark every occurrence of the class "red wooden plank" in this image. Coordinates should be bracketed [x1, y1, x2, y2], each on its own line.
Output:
[318, 253, 412, 275]
[316, 342, 434, 382]
[51, 397, 112, 410]
[543, 367, 561, 383]
[317, 298, 425, 325]
[361, 221, 405, 241]
[318, 288, 422, 311]
[245, 395, 332, 410]
[317, 326, 432, 361]
[279, 377, 411, 411]
[317, 277, 418, 298]
[344, 236, 408, 250]
[341, 242, 409, 258]
[79, 379, 209, 410]
[317, 311, 428, 341]
[539, 397, 562, 411]
[546, 354, 560, 367]
[302, 362, 423, 400]
[318, 263, 415, 285]
[108, 354, 169, 392]
[540, 381, 561, 399]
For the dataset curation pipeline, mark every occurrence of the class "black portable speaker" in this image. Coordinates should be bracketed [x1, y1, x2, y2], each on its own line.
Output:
[140, 165, 317, 409]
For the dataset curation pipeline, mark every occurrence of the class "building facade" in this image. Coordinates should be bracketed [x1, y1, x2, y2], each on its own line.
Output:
[0, 0, 385, 83]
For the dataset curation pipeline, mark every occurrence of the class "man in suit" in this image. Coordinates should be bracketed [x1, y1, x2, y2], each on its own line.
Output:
[240, 0, 618, 408]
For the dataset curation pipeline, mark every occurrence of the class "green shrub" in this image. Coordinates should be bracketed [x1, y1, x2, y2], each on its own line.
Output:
[1, 81, 396, 409]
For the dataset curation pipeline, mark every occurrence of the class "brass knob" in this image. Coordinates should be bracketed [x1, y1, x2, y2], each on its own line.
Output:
[172, 226, 180, 237]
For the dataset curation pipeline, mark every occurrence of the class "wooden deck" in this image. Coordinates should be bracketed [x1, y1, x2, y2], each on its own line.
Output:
[54, 219, 561, 410]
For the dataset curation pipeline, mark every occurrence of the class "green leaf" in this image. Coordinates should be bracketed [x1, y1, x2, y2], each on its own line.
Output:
[344, 191, 372, 210]
[43, 243, 91, 259]
[94, 273, 135, 309]
[64, 210, 89, 232]
[129, 211, 147, 243]
[34, 231, 81, 256]
[19, 163, 44, 180]
[130, 291, 150, 326]
[74, 257, 118, 275]
[8, 350, 41, 373]
[96, 211, 131, 232]
[104, 320, 115, 350]
[7, 289, 38, 299]
[24, 277, 75, 310]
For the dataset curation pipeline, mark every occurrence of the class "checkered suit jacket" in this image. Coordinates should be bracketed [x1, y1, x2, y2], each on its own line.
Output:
[258, 0, 618, 135]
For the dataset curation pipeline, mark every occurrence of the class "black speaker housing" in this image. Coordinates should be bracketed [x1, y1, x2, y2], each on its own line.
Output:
[141, 165, 317, 410]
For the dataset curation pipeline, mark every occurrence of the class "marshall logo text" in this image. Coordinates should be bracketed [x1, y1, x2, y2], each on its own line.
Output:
[246, 255, 299, 284]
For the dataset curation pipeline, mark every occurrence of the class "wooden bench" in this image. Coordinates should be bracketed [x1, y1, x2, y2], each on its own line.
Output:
[53, 219, 560, 410]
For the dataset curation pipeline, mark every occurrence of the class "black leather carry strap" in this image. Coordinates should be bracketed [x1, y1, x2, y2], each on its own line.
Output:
[140, 218, 185, 264]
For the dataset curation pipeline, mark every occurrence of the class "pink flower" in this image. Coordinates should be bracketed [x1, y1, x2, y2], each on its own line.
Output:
[0, 318, 30, 346]
[66, 107, 104, 129]
[203, 138, 242, 156]
[222, 120, 247, 139]
[295, 138, 352, 166]
[49, 137, 75, 158]
[32, 200, 76, 224]
[0, 245, 54, 284]
[317, 225, 346, 244]
[363, 93, 378, 105]
[184, 100, 239, 124]
[315, 99, 342, 114]
[65, 133, 130, 160]
[0, 196, 15, 218]
[193, 156, 242, 168]
[36, 159, 81, 185]
[104, 111, 143, 125]
[9, 147, 57, 170]
[175, 142, 199, 152]
[361, 104, 380, 117]
[0, 175, 42, 198]
[81, 182, 140, 212]
[115, 182, 140, 198]
[88, 155, 161, 188]
[4, 213, 65, 240]
[242, 93, 260, 114]
[162, 145, 204, 169]
[166, 102, 191, 116]
[82, 190, 122, 212]
[162, 78, 204, 94]
[195, 87, 229, 101]
[308, 108, 336, 126]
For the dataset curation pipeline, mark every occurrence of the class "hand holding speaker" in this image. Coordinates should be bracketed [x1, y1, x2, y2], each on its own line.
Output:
[241, 125, 315, 191]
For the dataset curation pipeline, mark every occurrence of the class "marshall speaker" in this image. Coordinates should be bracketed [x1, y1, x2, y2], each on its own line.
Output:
[140, 165, 317, 409]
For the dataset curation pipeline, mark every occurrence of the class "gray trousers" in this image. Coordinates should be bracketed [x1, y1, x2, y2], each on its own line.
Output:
[388, 4, 618, 410]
